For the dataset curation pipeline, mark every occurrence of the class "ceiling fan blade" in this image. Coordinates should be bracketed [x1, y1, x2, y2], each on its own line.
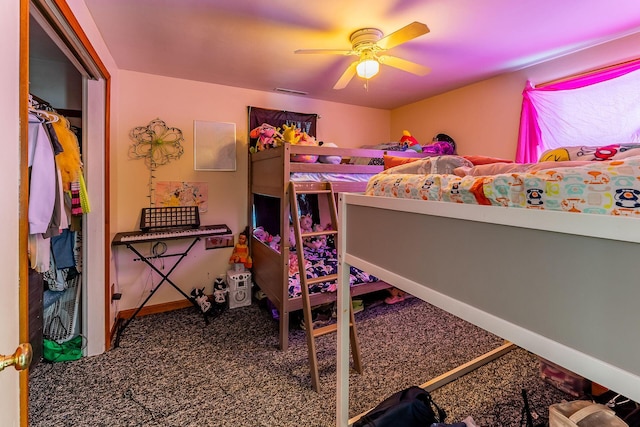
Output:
[377, 21, 430, 50]
[333, 62, 357, 90]
[294, 48, 353, 55]
[379, 55, 431, 76]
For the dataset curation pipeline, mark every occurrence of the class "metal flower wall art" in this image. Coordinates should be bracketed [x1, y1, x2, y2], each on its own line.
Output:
[129, 118, 184, 169]
[129, 118, 185, 207]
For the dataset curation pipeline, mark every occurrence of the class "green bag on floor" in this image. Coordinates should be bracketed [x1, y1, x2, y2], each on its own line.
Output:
[43, 336, 83, 362]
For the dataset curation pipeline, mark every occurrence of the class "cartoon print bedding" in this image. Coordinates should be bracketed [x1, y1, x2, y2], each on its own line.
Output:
[367, 151, 640, 216]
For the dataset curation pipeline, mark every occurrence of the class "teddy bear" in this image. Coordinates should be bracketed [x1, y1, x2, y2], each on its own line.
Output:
[300, 217, 329, 250]
[253, 226, 268, 242]
[299, 214, 313, 234]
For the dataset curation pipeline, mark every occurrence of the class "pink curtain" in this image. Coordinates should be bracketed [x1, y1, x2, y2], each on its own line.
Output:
[516, 58, 640, 162]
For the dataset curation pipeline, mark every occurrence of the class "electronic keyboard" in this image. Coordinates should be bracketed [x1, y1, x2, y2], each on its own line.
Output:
[112, 224, 231, 245]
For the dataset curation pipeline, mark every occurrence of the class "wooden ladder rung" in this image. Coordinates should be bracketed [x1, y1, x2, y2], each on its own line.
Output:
[295, 189, 332, 195]
[312, 322, 356, 338]
[301, 230, 338, 238]
[289, 180, 361, 392]
[306, 274, 338, 286]
[312, 323, 337, 337]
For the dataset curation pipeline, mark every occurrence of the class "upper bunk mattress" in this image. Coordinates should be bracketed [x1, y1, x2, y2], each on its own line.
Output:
[365, 155, 640, 217]
[291, 172, 375, 183]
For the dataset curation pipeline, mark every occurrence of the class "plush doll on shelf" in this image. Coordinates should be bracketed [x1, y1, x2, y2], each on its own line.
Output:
[190, 287, 212, 314]
[229, 233, 252, 270]
[400, 130, 422, 152]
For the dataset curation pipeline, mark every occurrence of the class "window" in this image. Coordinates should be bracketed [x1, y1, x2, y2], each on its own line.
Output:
[516, 58, 640, 163]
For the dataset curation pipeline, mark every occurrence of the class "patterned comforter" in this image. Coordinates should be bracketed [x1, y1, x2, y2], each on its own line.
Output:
[366, 155, 640, 217]
[287, 246, 377, 298]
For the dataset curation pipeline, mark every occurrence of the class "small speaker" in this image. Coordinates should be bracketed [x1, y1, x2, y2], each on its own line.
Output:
[226, 271, 252, 309]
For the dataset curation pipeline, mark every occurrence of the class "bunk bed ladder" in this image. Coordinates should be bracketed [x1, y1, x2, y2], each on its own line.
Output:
[289, 181, 363, 392]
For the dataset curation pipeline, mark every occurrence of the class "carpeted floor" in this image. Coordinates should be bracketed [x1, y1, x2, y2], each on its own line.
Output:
[29, 294, 572, 426]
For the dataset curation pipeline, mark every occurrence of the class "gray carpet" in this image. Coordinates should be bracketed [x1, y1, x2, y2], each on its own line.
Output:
[29, 294, 572, 426]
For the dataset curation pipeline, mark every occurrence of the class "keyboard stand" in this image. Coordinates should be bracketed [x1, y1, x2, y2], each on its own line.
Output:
[113, 236, 209, 348]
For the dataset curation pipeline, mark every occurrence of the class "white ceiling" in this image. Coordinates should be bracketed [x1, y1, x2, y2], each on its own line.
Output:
[83, 0, 640, 110]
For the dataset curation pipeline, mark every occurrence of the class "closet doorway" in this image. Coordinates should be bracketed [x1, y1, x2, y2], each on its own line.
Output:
[17, 0, 111, 423]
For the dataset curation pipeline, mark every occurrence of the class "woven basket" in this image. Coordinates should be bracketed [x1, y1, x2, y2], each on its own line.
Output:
[549, 401, 628, 427]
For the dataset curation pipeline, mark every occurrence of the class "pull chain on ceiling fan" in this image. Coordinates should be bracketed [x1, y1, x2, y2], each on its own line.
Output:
[295, 21, 431, 90]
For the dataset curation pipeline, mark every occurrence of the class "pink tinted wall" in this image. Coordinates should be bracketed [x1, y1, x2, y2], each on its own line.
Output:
[112, 70, 390, 310]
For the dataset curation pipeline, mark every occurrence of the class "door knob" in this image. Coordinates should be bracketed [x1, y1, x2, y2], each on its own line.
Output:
[0, 343, 32, 372]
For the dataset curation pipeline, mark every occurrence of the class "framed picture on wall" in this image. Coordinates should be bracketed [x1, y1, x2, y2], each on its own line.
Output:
[194, 120, 236, 171]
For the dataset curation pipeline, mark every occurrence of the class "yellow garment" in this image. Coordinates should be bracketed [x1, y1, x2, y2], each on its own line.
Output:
[79, 173, 91, 214]
[51, 114, 82, 192]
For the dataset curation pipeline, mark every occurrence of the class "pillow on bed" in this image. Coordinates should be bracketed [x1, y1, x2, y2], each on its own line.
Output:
[454, 160, 597, 176]
[385, 155, 473, 175]
[462, 155, 514, 165]
[454, 162, 533, 177]
[383, 155, 423, 170]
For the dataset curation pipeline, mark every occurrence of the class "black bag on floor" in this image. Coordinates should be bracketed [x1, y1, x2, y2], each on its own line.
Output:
[353, 386, 447, 427]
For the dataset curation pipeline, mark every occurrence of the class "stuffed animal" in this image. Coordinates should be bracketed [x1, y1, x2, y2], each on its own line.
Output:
[400, 130, 422, 152]
[213, 277, 228, 304]
[253, 226, 268, 242]
[285, 124, 319, 163]
[423, 133, 456, 155]
[269, 234, 281, 251]
[191, 287, 212, 314]
[301, 220, 328, 250]
[249, 123, 283, 153]
[281, 123, 301, 145]
[299, 214, 313, 233]
[318, 141, 342, 164]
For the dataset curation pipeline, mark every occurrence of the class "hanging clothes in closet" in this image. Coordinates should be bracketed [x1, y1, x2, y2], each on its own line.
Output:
[27, 97, 89, 297]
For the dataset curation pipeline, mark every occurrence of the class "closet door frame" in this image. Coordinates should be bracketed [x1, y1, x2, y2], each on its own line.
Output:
[19, 0, 111, 422]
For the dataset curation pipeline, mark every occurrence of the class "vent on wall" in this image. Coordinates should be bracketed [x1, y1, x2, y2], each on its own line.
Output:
[274, 87, 308, 95]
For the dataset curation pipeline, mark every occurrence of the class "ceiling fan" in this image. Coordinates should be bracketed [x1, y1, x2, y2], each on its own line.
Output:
[295, 21, 431, 90]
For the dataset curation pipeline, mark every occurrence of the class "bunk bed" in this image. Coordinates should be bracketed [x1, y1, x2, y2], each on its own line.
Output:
[250, 143, 426, 350]
[336, 153, 640, 426]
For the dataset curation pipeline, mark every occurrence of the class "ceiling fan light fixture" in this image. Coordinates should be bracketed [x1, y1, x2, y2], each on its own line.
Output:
[356, 58, 379, 79]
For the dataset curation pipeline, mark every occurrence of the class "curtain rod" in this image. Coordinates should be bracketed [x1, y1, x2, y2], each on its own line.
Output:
[538, 57, 640, 87]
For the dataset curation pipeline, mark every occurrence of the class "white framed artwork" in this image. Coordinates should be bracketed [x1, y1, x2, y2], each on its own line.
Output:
[194, 120, 236, 171]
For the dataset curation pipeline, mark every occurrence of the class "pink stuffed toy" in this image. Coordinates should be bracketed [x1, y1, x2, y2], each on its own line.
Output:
[250, 123, 283, 152]
[299, 214, 313, 233]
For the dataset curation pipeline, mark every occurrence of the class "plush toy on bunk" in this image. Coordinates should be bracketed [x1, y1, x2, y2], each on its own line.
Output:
[282, 123, 319, 163]
[249, 122, 325, 163]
